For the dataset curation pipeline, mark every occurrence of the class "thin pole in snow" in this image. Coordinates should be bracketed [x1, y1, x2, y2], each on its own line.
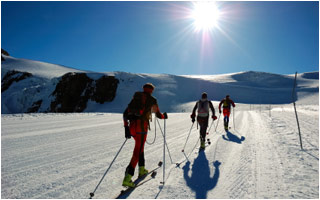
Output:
[269, 105, 271, 117]
[233, 107, 235, 130]
[162, 118, 166, 185]
[292, 72, 303, 150]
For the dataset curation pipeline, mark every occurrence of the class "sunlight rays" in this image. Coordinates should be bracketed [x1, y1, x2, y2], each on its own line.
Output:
[156, 1, 249, 74]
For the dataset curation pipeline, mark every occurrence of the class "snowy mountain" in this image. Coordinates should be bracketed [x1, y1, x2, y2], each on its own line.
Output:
[1, 54, 318, 114]
[1, 54, 319, 199]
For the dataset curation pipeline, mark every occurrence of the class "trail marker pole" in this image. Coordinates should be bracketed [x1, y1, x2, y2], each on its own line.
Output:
[292, 72, 303, 150]
[162, 118, 166, 184]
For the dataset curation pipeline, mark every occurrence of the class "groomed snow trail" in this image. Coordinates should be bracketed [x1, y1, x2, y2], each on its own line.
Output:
[1, 106, 318, 199]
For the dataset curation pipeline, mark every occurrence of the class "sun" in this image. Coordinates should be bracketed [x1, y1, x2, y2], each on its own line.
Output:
[191, 2, 221, 31]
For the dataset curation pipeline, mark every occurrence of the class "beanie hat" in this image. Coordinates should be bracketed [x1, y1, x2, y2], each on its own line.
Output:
[143, 83, 155, 93]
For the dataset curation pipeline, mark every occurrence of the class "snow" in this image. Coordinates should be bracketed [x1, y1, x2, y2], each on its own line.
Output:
[1, 55, 319, 198]
[1, 55, 86, 80]
[1, 103, 318, 198]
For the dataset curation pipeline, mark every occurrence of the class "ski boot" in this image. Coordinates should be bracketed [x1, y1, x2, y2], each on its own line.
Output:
[200, 140, 205, 150]
[138, 166, 148, 177]
[122, 174, 135, 188]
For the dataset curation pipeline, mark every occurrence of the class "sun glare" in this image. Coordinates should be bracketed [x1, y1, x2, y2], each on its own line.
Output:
[191, 2, 221, 31]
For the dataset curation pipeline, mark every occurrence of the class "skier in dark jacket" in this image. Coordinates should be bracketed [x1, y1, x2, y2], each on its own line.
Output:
[122, 83, 167, 188]
[218, 95, 235, 131]
[191, 92, 217, 150]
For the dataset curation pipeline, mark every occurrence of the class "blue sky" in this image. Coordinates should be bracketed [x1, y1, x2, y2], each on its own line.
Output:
[2, 1, 319, 75]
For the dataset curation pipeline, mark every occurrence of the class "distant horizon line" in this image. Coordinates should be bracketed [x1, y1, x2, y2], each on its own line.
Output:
[2, 54, 318, 76]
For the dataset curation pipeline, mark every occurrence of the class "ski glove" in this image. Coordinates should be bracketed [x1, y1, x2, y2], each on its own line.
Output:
[163, 112, 168, 119]
[190, 114, 195, 123]
[212, 115, 217, 120]
[125, 126, 131, 139]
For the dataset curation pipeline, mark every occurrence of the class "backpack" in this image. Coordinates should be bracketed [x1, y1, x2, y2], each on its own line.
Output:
[127, 92, 151, 121]
[197, 100, 209, 117]
[223, 99, 231, 109]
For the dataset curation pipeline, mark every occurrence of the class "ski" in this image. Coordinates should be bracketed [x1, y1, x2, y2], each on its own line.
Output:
[195, 139, 211, 152]
[114, 161, 162, 199]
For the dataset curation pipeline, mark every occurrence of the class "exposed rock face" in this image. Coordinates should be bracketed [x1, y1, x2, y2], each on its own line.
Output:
[1, 48, 10, 61]
[27, 100, 43, 113]
[92, 75, 119, 104]
[1, 70, 33, 92]
[50, 72, 119, 112]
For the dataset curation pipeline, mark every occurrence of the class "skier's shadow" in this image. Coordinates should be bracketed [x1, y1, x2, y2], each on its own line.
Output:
[183, 151, 221, 199]
[222, 131, 245, 144]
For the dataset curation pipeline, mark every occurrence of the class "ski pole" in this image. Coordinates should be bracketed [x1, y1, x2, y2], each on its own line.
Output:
[156, 118, 174, 164]
[233, 107, 236, 130]
[182, 122, 194, 152]
[176, 137, 200, 167]
[214, 113, 221, 132]
[207, 119, 214, 135]
[89, 139, 128, 199]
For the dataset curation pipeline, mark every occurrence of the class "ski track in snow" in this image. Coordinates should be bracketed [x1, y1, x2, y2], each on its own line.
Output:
[1, 106, 319, 199]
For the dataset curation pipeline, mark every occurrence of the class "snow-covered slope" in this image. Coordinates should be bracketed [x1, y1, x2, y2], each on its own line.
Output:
[2, 55, 318, 114]
[1, 55, 318, 198]
[1, 103, 318, 198]
[1, 55, 86, 80]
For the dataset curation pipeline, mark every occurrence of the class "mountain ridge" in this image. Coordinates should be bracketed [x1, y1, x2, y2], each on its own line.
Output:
[1, 55, 318, 114]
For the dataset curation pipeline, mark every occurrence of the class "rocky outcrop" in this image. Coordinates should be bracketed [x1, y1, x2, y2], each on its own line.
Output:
[92, 75, 119, 104]
[1, 70, 33, 92]
[50, 72, 119, 112]
[27, 100, 43, 113]
[1, 48, 10, 61]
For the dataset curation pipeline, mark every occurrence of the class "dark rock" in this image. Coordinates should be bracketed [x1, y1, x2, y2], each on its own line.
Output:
[50, 72, 119, 112]
[1, 70, 33, 92]
[1, 49, 9, 56]
[27, 100, 43, 113]
[1, 48, 9, 61]
[50, 72, 93, 112]
[92, 75, 119, 104]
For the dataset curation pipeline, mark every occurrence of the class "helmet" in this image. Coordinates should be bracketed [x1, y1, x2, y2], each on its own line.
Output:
[226, 95, 230, 99]
[201, 92, 207, 99]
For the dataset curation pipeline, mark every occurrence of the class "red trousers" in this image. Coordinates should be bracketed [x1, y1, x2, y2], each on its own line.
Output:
[126, 123, 148, 176]
[223, 108, 231, 117]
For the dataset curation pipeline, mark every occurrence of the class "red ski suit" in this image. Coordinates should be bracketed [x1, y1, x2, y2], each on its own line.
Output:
[219, 98, 235, 117]
[123, 89, 165, 176]
[218, 98, 235, 126]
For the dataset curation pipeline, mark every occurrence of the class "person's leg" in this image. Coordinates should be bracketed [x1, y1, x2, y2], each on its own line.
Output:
[138, 134, 148, 176]
[223, 109, 230, 130]
[199, 117, 208, 148]
[123, 132, 143, 187]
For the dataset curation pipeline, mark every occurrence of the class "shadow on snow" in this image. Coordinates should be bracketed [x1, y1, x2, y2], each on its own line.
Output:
[222, 130, 245, 144]
[183, 150, 221, 199]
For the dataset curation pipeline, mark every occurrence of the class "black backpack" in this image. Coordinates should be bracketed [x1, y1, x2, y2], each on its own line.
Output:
[127, 92, 148, 120]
